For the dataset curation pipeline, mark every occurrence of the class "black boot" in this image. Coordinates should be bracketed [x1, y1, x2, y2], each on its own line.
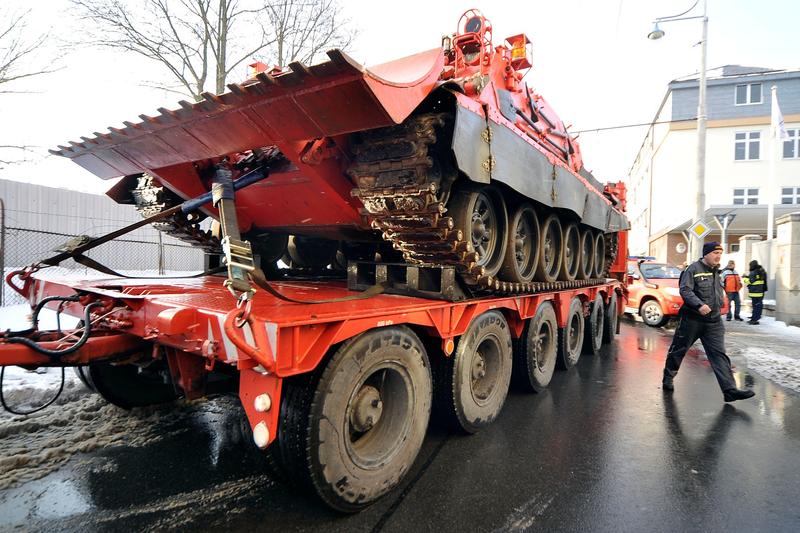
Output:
[723, 389, 756, 402]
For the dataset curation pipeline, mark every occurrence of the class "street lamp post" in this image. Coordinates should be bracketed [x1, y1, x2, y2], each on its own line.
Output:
[648, 0, 708, 261]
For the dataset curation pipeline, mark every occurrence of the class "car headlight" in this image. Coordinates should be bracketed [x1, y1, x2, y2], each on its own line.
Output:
[664, 287, 681, 297]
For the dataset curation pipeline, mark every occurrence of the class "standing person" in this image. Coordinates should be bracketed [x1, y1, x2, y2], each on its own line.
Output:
[720, 260, 743, 321]
[662, 242, 755, 402]
[743, 260, 767, 325]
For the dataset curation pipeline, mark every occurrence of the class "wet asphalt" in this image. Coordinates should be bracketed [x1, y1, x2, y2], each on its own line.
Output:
[1, 318, 799, 532]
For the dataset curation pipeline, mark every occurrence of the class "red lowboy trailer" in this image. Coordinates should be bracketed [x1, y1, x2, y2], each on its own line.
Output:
[0, 233, 627, 511]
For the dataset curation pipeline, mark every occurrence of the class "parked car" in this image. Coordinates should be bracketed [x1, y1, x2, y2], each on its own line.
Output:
[626, 257, 729, 327]
[626, 257, 683, 326]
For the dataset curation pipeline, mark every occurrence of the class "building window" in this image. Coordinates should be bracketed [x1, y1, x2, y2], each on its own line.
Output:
[730, 243, 740, 252]
[735, 83, 762, 105]
[735, 131, 760, 160]
[781, 187, 800, 204]
[785, 129, 800, 159]
[733, 188, 759, 205]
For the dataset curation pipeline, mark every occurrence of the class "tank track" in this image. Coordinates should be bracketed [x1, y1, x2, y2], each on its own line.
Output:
[131, 175, 220, 253]
[348, 113, 611, 294]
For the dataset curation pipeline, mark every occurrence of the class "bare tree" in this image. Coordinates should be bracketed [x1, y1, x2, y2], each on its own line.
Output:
[70, 0, 356, 101]
[0, 8, 57, 167]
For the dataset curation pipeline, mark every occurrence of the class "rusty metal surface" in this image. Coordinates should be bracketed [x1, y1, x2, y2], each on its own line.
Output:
[50, 49, 445, 180]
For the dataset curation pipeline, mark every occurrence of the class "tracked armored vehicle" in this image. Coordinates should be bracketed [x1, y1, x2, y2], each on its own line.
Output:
[52, 9, 628, 292]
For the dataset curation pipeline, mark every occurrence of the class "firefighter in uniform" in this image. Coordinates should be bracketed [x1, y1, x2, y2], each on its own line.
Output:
[743, 259, 767, 325]
[662, 242, 756, 402]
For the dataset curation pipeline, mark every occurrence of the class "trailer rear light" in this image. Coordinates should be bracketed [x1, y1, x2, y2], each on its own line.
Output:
[254, 393, 272, 412]
[253, 421, 270, 449]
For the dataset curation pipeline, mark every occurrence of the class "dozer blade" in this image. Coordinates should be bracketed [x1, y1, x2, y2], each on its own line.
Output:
[51, 48, 445, 179]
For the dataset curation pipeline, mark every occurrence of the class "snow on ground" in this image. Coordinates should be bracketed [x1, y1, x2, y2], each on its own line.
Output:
[743, 349, 800, 394]
[725, 315, 800, 394]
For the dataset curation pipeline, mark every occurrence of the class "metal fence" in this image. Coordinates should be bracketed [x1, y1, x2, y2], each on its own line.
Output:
[2, 226, 205, 306]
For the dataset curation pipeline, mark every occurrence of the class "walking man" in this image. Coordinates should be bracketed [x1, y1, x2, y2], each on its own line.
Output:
[720, 260, 743, 321]
[743, 260, 767, 325]
[662, 242, 755, 402]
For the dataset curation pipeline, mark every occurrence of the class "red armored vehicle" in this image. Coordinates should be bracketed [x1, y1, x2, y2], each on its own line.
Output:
[51, 9, 628, 291]
[1, 10, 630, 511]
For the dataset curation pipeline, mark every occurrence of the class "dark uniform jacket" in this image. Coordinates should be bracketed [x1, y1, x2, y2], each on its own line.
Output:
[679, 259, 724, 322]
[743, 266, 768, 297]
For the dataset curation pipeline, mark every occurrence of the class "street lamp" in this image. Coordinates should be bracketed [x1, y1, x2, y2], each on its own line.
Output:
[648, 0, 708, 261]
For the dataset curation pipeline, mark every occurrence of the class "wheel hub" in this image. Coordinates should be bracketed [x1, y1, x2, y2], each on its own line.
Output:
[472, 352, 487, 381]
[350, 385, 383, 432]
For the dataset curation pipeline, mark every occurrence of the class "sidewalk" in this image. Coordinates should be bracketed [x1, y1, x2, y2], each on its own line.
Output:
[723, 315, 800, 394]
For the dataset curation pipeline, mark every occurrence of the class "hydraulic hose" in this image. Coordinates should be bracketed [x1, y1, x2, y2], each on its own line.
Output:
[5, 301, 103, 360]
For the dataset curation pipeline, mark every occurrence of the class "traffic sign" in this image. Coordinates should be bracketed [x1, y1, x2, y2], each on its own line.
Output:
[689, 220, 712, 239]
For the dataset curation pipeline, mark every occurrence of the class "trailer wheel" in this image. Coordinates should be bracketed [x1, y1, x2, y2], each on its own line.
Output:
[435, 310, 513, 433]
[513, 301, 558, 393]
[297, 326, 432, 512]
[557, 296, 584, 370]
[583, 293, 605, 356]
[603, 291, 618, 344]
[87, 360, 178, 409]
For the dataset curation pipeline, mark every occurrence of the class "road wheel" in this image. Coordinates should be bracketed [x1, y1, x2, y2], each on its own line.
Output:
[583, 293, 605, 356]
[87, 359, 179, 409]
[557, 296, 585, 370]
[536, 214, 563, 282]
[593, 232, 606, 278]
[284, 235, 338, 268]
[603, 291, 618, 344]
[499, 203, 539, 283]
[559, 222, 580, 281]
[640, 300, 665, 327]
[435, 310, 513, 433]
[281, 326, 432, 512]
[512, 301, 558, 393]
[577, 227, 595, 280]
[449, 186, 508, 278]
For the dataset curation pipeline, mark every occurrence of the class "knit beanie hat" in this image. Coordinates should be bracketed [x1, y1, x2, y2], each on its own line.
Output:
[702, 241, 722, 256]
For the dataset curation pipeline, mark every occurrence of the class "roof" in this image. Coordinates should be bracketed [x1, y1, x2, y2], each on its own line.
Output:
[671, 65, 796, 84]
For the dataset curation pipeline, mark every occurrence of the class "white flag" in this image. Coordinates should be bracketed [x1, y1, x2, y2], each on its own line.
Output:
[772, 89, 789, 140]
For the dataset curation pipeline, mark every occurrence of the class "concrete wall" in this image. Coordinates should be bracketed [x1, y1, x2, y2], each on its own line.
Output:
[775, 213, 800, 325]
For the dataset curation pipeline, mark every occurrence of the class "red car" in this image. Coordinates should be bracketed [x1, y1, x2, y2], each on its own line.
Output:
[626, 258, 683, 326]
[626, 257, 729, 327]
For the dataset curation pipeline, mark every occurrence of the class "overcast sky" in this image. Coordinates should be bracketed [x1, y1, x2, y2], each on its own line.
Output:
[1, 0, 797, 195]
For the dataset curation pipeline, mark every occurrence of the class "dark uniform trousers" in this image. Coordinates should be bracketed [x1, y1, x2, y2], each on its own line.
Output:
[664, 315, 737, 392]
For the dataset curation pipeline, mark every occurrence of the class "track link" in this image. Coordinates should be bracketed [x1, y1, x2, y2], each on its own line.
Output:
[131, 175, 220, 253]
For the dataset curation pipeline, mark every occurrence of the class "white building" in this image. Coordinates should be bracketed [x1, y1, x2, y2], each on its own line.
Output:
[627, 66, 800, 265]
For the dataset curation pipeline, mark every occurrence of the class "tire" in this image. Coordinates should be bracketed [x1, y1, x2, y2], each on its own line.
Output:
[583, 293, 605, 356]
[435, 310, 513, 433]
[536, 214, 563, 282]
[640, 299, 665, 327]
[577, 227, 595, 280]
[499, 203, 539, 283]
[448, 186, 509, 278]
[281, 326, 432, 512]
[559, 222, 580, 281]
[88, 359, 179, 409]
[603, 291, 618, 344]
[512, 301, 558, 393]
[557, 296, 585, 370]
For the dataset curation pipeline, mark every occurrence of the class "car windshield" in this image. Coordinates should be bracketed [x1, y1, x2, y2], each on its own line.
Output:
[640, 263, 682, 279]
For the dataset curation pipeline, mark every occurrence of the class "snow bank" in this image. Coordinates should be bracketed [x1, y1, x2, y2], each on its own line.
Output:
[743, 349, 800, 394]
